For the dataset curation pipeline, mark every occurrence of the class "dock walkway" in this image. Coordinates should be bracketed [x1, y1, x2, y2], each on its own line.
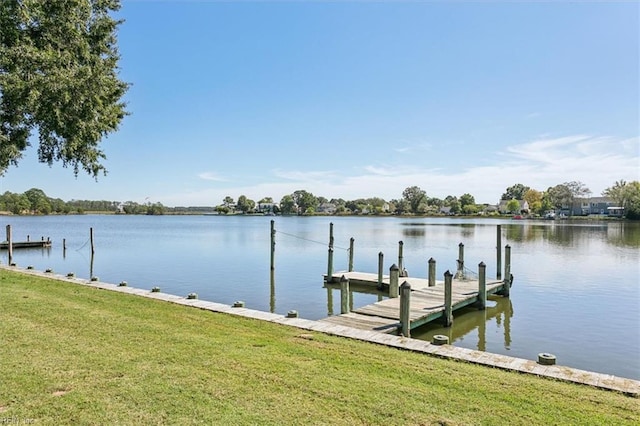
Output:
[321, 271, 508, 334]
[0, 240, 51, 249]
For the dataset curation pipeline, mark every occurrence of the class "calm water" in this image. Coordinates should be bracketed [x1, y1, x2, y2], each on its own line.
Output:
[2, 215, 639, 380]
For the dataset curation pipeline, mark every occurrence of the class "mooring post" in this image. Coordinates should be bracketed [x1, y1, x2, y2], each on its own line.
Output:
[340, 275, 350, 314]
[400, 281, 412, 337]
[457, 242, 465, 277]
[496, 225, 502, 280]
[270, 220, 275, 275]
[348, 237, 355, 272]
[444, 270, 453, 327]
[27, 234, 30, 242]
[478, 261, 486, 310]
[428, 257, 436, 287]
[90, 227, 95, 255]
[329, 222, 334, 250]
[326, 286, 334, 316]
[63, 238, 66, 252]
[503, 244, 511, 297]
[6, 225, 13, 265]
[327, 247, 334, 283]
[377, 251, 384, 289]
[389, 264, 400, 298]
[397, 241, 404, 276]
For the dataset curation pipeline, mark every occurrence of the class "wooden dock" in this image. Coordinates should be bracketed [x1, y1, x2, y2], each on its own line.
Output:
[321, 270, 510, 335]
[0, 239, 52, 249]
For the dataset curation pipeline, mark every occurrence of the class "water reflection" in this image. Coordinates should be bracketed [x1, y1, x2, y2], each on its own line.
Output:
[412, 296, 513, 351]
[322, 281, 513, 352]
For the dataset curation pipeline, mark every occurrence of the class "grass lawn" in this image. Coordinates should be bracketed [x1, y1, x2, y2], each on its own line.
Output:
[1, 269, 638, 425]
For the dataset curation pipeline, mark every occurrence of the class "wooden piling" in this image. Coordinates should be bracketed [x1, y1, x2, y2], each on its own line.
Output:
[340, 275, 350, 314]
[90, 227, 95, 255]
[348, 237, 354, 272]
[389, 264, 400, 298]
[329, 222, 334, 250]
[270, 220, 275, 275]
[457, 242, 464, 277]
[399, 281, 411, 337]
[327, 247, 334, 283]
[377, 251, 384, 289]
[428, 257, 436, 287]
[398, 241, 405, 276]
[444, 270, 453, 326]
[27, 235, 30, 242]
[478, 261, 486, 310]
[497, 225, 502, 279]
[504, 244, 511, 297]
[6, 225, 13, 265]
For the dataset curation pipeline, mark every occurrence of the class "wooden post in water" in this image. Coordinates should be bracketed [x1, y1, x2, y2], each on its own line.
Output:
[389, 264, 400, 298]
[270, 220, 276, 313]
[90, 227, 95, 255]
[444, 270, 453, 326]
[428, 257, 436, 287]
[329, 222, 334, 250]
[340, 275, 350, 314]
[478, 261, 486, 310]
[377, 251, 384, 289]
[327, 248, 334, 283]
[503, 244, 511, 297]
[348, 237, 355, 272]
[399, 281, 411, 337]
[496, 225, 502, 280]
[457, 242, 465, 277]
[27, 234, 30, 242]
[6, 225, 13, 265]
[398, 241, 405, 276]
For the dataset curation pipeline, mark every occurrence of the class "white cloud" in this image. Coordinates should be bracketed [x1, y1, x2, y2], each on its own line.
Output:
[154, 135, 639, 206]
[197, 172, 227, 182]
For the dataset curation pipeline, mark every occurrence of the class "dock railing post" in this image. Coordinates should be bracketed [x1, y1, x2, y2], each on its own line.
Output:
[389, 264, 400, 298]
[457, 242, 464, 278]
[503, 244, 511, 297]
[400, 281, 411, 337]
[478, 261, 486, 310]
[444, 270, 453, 327]
[398, 241, 405, 276]
[428, 257, 436, 287]
[340, 275, 350, 314]
[497, 225, 502, 280]
[348, 237, 355, 272]
[377, 252, 384, 289]
[327, 247, 334, 283]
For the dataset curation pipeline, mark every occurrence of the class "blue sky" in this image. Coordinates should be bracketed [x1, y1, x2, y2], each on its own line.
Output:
[2, 0, 639, 206]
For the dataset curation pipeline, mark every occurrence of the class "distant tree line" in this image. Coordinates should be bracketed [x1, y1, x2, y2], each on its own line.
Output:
[2, 179, 639, 219]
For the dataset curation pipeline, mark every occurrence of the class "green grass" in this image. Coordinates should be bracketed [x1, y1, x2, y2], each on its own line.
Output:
[1, 269, 638, 425]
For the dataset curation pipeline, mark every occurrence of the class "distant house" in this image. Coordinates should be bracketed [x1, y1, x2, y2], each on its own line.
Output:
[439, 206, 452, 215]
[498, 199, 529, 214]
[569, 197, 619, 216]
[316, 203, 337, 215]
[257, 202, 278, 214]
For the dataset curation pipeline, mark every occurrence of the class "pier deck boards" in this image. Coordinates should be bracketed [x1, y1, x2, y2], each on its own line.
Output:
[0, 240, 52, 249]
[321, 273, 507, 333]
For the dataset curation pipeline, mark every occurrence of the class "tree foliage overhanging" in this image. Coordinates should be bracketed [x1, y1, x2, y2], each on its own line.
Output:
[0, 0, 129, 177]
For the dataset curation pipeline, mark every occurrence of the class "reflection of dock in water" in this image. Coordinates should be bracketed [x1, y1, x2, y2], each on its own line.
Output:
[412, 296, 513, 351]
